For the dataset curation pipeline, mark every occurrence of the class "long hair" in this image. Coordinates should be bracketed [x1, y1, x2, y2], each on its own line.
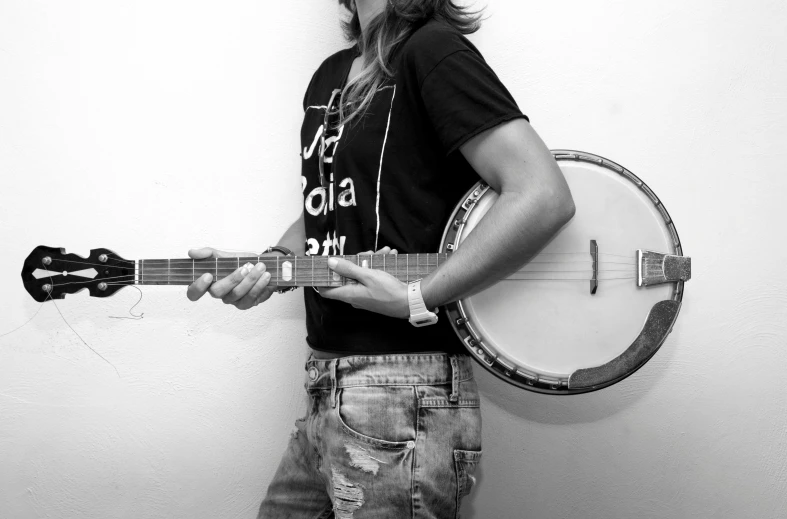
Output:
[336, 0, 482, 128]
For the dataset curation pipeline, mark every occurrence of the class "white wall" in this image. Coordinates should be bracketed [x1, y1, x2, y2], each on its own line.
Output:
[1, 1, 785, 518]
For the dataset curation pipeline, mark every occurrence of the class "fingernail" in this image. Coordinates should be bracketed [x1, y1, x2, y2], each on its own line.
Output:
[263, 272, 271, 280]
[328, 258, 338, 268]
[255, 262, 265, 271]
[241, 268, 249, 276]
[201, 273, 212, 283]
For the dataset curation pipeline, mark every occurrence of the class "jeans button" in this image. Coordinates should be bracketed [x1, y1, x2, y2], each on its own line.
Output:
[308, 367, 319, 381]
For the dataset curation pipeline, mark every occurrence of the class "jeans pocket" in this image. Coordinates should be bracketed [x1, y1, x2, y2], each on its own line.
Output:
[454, 449, 482, 512]
[336, 386, 417, 449]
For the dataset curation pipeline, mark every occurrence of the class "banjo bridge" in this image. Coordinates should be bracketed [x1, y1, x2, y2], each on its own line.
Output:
[637, 250, 692, 287]
[590, 240, 598, 295]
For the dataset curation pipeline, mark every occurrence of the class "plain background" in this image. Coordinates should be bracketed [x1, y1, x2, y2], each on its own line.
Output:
[1, 1, 786, 518]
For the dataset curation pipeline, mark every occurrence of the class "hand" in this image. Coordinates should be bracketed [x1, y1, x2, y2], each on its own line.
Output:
[186, 247, 275, 310]
[320, 247, 409, 319]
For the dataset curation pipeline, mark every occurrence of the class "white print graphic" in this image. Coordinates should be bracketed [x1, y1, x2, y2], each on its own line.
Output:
[303, 174, 357, 216]
[373, 85, 396, 250]
[305, 186, 327, 216]
[306, 231, 346, 256]
[302, 125, 323, 160]
[303, 124, 344, 160]
[338, 178, 357, 208]
[303, 86, 394, 255]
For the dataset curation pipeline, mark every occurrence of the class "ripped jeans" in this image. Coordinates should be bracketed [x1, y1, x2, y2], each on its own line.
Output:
[258, 353, 482, 519]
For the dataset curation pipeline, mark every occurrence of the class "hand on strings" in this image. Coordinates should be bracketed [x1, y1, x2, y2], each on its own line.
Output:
[320, 247, 409, 319]
[186, 247, 275, 310]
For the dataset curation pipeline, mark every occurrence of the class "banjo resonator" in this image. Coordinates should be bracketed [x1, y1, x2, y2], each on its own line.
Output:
[439, 150, 691, 394]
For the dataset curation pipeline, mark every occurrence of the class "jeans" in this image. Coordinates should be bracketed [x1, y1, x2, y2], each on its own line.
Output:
[258, 353, 482, 519]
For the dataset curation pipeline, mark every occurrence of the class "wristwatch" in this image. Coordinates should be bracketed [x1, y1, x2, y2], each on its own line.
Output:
[408, 279, 438, 327]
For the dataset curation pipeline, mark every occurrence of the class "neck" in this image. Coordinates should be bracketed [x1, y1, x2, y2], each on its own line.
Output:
[135, 253, 448, 288]
[356, 0, 387, 34]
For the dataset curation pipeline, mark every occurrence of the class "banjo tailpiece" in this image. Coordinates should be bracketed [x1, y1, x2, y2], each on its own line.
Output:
[638, 250, 692, 287]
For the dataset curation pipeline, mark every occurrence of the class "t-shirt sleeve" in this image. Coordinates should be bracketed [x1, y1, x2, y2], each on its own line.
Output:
[418, 48, 528, 156]
[302, 68, 320, 111]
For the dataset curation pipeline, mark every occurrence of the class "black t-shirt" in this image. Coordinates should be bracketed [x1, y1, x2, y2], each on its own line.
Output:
[300, 19, 527, 354]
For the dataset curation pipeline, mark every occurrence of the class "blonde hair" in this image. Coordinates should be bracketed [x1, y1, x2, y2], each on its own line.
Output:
[336, 0, 482, 128]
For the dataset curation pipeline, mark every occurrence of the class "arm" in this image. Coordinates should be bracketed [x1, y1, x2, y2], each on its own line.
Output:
[321, 119, 575, 318]
[186, 211, 306, 310]
[275, 211, 307, 256]
[421, 118, 575, 307]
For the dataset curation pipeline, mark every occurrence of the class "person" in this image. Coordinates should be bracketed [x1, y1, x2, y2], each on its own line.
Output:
[187, 0, 575, 517]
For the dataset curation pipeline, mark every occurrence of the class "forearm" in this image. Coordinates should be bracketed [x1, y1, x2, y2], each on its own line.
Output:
[275, 211, 306, 256]
[420, 188, 574, 309]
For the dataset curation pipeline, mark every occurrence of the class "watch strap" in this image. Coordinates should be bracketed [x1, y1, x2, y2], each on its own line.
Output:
[408, 280, 438, 327]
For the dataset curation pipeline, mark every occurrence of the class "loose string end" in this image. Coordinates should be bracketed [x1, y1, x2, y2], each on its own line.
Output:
[108, 285, 145, 321]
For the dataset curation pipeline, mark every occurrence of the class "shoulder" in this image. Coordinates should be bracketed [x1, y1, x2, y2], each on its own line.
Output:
[309, 45, 357, 86]
[303, 46, 357, 108]
[398, 20, 481, 77]
[319, 45, 358, 73]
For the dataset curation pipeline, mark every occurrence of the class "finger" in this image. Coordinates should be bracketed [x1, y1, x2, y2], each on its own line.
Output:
[235, 284, 276, 310]
[374, 246, 391, 255]
[245, 267, 274, 302]
[223, 262, 268, 304]
[187, 273, 214, 301]
[255, 285, 276, 305]
[208, 267, 250, 299]
[188, 247, 216, 260]
[328, 257, 372, 284]
[319, 285, 360, 303]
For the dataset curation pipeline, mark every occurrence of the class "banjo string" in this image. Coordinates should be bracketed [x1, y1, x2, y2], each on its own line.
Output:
[44, 252, 636, 274]
[0, 302, 46, 340]
[107, 285, 145, 320]
[47, 265, 637, 286]
[4, 271, 121, 378]
[46, 291, 121, 378]
[12, 246, 640, 377]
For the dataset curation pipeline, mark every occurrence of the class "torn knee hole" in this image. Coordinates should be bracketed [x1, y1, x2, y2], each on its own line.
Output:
[332, 468, 364, 518]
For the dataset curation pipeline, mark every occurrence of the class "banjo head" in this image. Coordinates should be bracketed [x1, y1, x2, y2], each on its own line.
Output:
[440, 151, 688, 394]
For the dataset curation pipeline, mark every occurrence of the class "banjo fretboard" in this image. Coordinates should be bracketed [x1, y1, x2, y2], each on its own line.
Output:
[137, 253, 449, 288]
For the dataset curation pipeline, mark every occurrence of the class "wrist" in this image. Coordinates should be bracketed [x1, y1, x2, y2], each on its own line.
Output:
[407, 279, 438, 327]
[419, 275, 437, 310]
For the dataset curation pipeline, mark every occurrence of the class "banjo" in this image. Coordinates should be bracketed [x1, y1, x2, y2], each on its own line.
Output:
[21, 151, 691, 395]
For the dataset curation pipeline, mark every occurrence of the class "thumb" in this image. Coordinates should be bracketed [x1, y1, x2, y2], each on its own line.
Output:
[328, 257, 370, 283]
[188, 247, 216, 259]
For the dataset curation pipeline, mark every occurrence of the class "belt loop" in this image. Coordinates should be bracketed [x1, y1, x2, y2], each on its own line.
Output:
[330, 359, 338, 408]
[449, 356, 459, 403]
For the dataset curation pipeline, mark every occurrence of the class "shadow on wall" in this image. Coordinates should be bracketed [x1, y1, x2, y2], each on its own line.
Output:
[474, 319, 681, 426]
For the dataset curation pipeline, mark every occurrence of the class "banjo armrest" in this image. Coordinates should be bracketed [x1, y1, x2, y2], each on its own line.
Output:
[638, 250, 692, 287]
[568, 300, 681, 390]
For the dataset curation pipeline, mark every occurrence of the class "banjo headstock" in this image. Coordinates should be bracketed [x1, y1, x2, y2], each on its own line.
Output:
[21, 246, 135, 302]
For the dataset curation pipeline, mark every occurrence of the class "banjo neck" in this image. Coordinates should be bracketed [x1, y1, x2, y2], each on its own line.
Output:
[136, 253, 450, 288]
